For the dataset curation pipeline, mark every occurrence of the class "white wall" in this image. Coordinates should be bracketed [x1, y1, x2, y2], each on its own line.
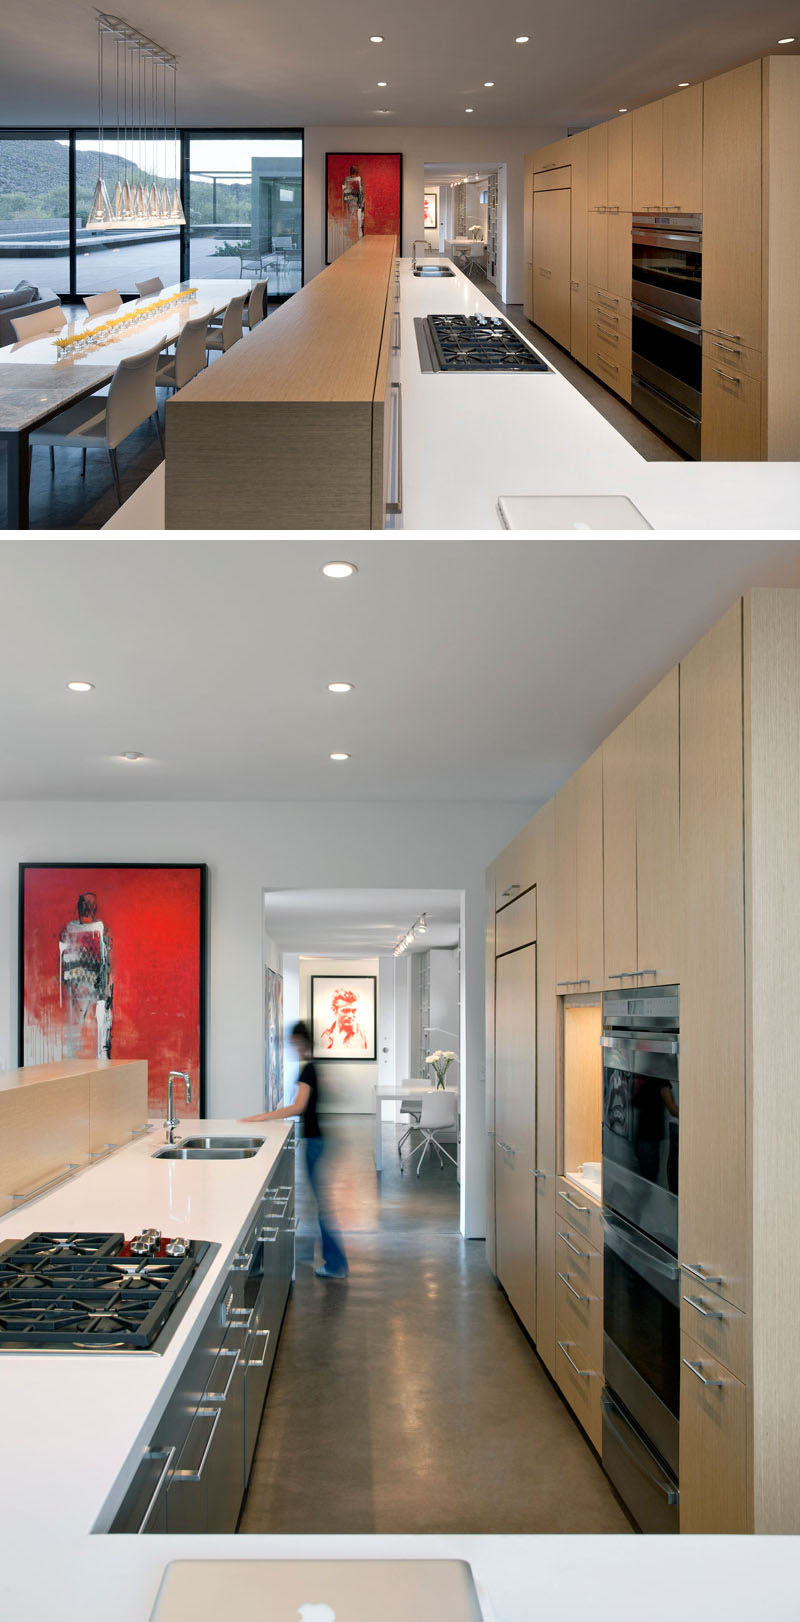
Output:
[304, 122, 564, 303]
[0, 798, 534, 1237]
[298, 953, 379, 1113]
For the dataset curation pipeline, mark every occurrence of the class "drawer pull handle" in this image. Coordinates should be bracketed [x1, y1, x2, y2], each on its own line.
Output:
[248, 1328, 271, 1368]
[558, 1230, 592, 1259]
[596, 294, 620, 309]
[711, 365, 742, 385]
[89, 1142, 117, 1159]
[683, 1293, 724, 1321]
[601, 1395, 679, 1504]
[558, 1190, 590, 1214]
[138, 1445, 177, 1532]
[596, 354, 620, 374]
[714, 342, 743, 357]
[11, 1163, 80, 1204]
[557, 979, 591, 989]
[683, 1358, 724, 1389]
[130, 1122, 152, 1138]
[529, 1168, 547, 1180]
[597, 329, 620, 345]
[558, 1271, 593, 1304]
[683, 1262, 725, 1287]
[558, 1341, 592, 1378]
[260, 1226, 280, 1243]
[206, 1346, 240, 1402]
[707, 327, 742, 342]
[227, 1305, 254, 1329]
[607, 970, 638, 980]
[172, 1407, 222, 1482]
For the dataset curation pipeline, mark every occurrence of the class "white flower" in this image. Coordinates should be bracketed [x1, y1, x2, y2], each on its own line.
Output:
[425, 1051, 442, 1064]
[442, 1051, 457, 1061]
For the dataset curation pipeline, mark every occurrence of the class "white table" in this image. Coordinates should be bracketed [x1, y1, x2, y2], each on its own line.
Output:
[373, 1082, 458, 1172]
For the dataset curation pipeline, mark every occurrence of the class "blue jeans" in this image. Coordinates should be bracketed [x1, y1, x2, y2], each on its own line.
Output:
[305, 1137, 348, 1275]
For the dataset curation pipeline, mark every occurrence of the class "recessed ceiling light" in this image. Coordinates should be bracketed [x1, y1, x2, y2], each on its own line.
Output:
[376, 108, 393, 114]
[330, 752, 351, 761]
[66, 680, 94, 693]
[120, 751, 145, 762]
[678, 81, 690, 87]
[328, 682, 355, 694]
[515, 35, 530, 44]
[377, 80, 387, 86]
[484, 80, 495, 87]
[370, 34, 385, 43]
[618, 107, 628, 112]
[778, 35, 796, 42]
[465, 107, 474, 113]
[322, 560, 358, 578]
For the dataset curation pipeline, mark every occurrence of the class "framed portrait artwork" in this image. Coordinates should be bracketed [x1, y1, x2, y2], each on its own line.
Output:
[265, 966, 284, 1112]
[18, 863, 207, 1117]
[325, 152, 402, 264]
[310, 975, 377, 1061]
[423, 190, 438, 229]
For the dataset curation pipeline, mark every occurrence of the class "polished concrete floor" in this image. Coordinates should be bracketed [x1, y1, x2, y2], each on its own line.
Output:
[238, 1115, 632, 1536]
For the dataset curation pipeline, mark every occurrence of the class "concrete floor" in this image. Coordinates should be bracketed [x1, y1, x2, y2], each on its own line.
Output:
[238, 1115, 632, 1536]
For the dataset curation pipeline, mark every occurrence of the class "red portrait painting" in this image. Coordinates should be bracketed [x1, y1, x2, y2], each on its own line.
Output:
[326, 152, 402, 263]
[19, 864, 206, 1117]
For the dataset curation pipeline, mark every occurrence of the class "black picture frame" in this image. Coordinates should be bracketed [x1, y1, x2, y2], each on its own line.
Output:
[324, 151, 403, 265]
[17, 862, 208, 1113]
[423, 189, 438, 229]
[310, 974, 377, 1062]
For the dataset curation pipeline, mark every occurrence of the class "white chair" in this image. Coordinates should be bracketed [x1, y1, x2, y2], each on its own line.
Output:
[83, 290, 123, 316]
[397, 1095, 423, 1159]
[28, 336, 166, 506]
[402, 1089, 458, 1178]
[11, 304, 65, 342]
[155, 311, 210, 393]
[243, 278, 269, 330]
[136, 276, 164, 297]
[206, 291, 247, 357]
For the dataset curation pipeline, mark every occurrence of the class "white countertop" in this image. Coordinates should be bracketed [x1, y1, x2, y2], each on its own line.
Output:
[395, 258, 800, 531]
[0, 1118, 292, 1541]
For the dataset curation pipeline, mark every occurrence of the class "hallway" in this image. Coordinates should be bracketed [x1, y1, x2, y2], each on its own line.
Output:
[239, 1116, 632, 1536]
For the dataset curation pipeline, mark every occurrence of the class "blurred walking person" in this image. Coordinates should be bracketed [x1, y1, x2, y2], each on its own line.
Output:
[243, 1019, 348, 1279]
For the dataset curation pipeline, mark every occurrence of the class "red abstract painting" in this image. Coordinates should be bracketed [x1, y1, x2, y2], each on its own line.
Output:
[326, 152, 402, 263]
[19, 864, 206, 1117]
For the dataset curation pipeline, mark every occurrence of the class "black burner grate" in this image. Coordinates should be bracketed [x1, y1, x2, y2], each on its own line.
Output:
[0, 1233, 200, 1350]
[426, 314, 551, 373]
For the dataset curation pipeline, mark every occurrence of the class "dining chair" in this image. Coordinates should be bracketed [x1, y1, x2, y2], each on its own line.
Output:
[401, 1090, 458, 1177]
[397, 1095, 423, 1159]
[206, 291, 247, 357]
[155, 311, 210, 393]
[136, 277, 164, 296]
[10, 304, 66, 342]
[243, 279, 269, 330]
[28, 336, 165, 506]
[83, 290, 122, 315]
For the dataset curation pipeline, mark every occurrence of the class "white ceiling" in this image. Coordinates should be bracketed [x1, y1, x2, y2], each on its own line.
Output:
[3, 536, 800, 805]
[266, 887, 461, 955]
[0, 0, 797, 128]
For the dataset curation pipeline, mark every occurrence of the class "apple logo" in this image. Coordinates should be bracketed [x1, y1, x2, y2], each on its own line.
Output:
[298, 1607, 336, 1622]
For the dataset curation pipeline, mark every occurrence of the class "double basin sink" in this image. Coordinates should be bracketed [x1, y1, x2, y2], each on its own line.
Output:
[413, 264, 455, 277]
[153, 1135, 265, 1161]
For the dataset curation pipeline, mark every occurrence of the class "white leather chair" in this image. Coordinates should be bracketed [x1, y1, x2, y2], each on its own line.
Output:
[155, 311, 210, 393]
[28, 336, 166, 505]
[136, 277, 164, 296]
[243, 278, 269, 330]
[83, 290, 123, 315]
[206, 291, 247, 357]
[11, 304, 66, 342]
[402, 1089, 458, 1177]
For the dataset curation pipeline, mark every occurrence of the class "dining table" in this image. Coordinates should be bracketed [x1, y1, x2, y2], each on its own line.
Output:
[0, 278, 253, 529]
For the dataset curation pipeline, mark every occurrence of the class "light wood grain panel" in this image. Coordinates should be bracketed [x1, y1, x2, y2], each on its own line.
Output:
[744, 587, 800, 1532]
[701, 347, 762, 460]
[762, 56, 800, 460]
[680, 1277, 749, 1383]
[0, 1075, 91, 1214]
[606, 211, 632, 301]
[89, 1061, 148, 1153]
[562, 1001, 602, 1179]
[635, 665, 680, 984]
[556, 1261, 603, 1370]
[485, 862, 497, 1275]
[586, 209, 608, 299]
[603, 710, 638, 980]
[555, 1331, 603, 1451]
[680, 1331, 749, 1533]
[495, 886, 537, 957]
[588, 344, 631, 401]
[533, 138, 571, 173]
[662, 84, 703, 212]
[704, 333, 762, 381]
[569, 131, 589, 369]
[607, 113, 632, 210]
[523, 151, 535, 322]
[534, 799, 558, 1376]
[576, 749, 604, 988]
[556, 1175, 603, 1252]
[533, 187, 572, 351]
[702, 60, 762, 352]
[588, 286, 629, 315]
[632, 98, 664, 211]
[680, 600, 747, 1311]
[533, 166, 572, 192]
[555, 775, 578, 987]
[587, 123, 608, 211]
[495, 823, 536, 907]
[556, 1219, 603, 1299]
[495, 944, 537, 1338]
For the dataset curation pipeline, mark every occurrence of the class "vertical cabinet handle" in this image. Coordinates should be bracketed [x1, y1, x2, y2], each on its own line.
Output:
[392, 309, 401, 354]
[385, 382, 403, 516]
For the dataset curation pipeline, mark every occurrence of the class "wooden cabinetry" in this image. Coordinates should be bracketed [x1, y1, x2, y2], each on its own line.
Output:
[533, 801, 558, 1377]
[495, 822, 536, 908]
[703, 60, 762, 353]
[554, 1196, 604, 1451]
[602, 710, 638, 981]
[679, 1331, 748, 1533]
[635, 666, 680, 983]
[494, 939, 537, 1339]
[702, 344, 762, 460]
[555, 752, 603, 991]
[0, 1060, 148, 1216]
[662, 85, 703, 212]
[632, 98, 664, 211]
[533, 185, 572, 351]
[554, 773, 578, 987]
[587, 116, 632, 302]
[523, 152, 535, 322]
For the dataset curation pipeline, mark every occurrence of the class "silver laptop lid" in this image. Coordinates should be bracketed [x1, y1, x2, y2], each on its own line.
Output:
[150, 1559, 485, 1622]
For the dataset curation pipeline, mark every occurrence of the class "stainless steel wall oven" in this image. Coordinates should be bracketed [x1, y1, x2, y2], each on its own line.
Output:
[631, 214, 702, 459]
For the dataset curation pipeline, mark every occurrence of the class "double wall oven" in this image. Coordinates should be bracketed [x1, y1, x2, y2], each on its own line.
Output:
[631, 214, 702, 459]
[600, 985, 680, 1533]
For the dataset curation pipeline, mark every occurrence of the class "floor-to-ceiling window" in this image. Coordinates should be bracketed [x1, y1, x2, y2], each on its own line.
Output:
[185, 133, 303, 295]
[0, 129, 303, 304]
[0, 133, 70, 295]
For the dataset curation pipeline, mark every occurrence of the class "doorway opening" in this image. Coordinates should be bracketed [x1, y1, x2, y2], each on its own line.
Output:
[422, 162, 507, 299]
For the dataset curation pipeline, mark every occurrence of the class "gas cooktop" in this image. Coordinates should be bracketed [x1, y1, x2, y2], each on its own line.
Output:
[0, 1231, 214, 1352]
[419, 313, 552, 373]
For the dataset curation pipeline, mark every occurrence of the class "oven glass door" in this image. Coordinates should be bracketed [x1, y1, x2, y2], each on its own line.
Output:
[602, 1208, 681, 1474]
[631, 228, 702, 321]
[631, 302, 702, 416]
[602, 1033, 679, 1253]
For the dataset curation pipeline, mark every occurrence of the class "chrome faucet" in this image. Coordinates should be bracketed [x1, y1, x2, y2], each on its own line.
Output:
[164, 1071, 191, 1144]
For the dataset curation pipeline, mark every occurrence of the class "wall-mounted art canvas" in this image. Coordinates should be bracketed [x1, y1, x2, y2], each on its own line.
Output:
[265, 966, 284, 1111]
[18, 863, 207, 1117]
[310, 975, 377, 1061]
[325, 152, 402, 263]
[423, 189, 438, 229]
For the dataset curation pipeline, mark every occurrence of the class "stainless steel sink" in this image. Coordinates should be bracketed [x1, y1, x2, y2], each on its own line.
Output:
[181, 1136, 265, 1150]
[413, 264, 455, 276]
[154, 1145, 260, 1161]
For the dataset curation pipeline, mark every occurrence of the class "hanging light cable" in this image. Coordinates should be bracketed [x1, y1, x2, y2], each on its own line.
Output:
[86, 21, 114, 227]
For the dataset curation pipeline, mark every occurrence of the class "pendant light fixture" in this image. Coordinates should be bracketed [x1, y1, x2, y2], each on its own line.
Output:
[86, 10, 185, 230]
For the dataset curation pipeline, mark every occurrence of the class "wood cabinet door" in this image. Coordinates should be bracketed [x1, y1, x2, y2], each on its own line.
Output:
[701, 350, 762, 460]
[587, 208, 608, 296]
[702, 59, 762, 351]
[680, 601, 747, 1311]
[661, 85, 703, 213]
[679, 1332, 749, 1532]
[607, 112, 632, 210]
[523, 152, 535, 321]
[555, 775, 578, 987]
[533, 187, 571, 350]
[606, 211, 632, 300]
[587, 121, 608, 211]
[632, 98, 664, 211]
[495, 944, 537, 1338]
[534, 800, 558, 1375]
[602, 710, 638, 982]
[576, 748, 604, 988]
[635, 665, 680, 984]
